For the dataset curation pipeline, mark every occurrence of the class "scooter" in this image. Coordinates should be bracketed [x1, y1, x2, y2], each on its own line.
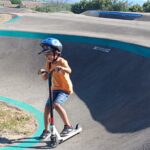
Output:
[48, 73, 82, 148]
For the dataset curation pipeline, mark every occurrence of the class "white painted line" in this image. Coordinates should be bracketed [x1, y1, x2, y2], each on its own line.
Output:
[93, 46, 111, 53]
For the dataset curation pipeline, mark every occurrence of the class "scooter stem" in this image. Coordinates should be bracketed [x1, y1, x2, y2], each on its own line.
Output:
[48, 73, 54, 126]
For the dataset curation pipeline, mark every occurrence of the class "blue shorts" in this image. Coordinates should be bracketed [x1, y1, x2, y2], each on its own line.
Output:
[45, 90, 69, 106]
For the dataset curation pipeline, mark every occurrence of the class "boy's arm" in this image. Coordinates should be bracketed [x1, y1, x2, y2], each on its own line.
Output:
[55, 60, 72, 74]
[38, 61, 51, 80]
[55, 66, 71, 74]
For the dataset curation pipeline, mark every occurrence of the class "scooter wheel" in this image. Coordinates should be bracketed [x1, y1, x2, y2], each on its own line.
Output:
[50, 134, 58, 148]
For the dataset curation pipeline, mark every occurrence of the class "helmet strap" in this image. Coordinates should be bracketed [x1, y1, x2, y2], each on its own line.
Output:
[52, 52, 60, 63]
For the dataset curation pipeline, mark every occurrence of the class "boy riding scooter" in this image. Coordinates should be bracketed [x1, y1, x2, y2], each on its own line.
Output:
[38, 37, 74, 139]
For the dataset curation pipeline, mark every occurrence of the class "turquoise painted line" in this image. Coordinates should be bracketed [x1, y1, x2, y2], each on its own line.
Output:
[0, 96, 44, 150]
[3, 16, 21, 24]
[0, 30, 150, 57]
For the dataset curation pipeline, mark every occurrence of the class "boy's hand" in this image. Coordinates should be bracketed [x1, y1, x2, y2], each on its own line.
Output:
[38, 69, 48, 80]
[38, 69, 47, 75]
[54, 66, 63, 72]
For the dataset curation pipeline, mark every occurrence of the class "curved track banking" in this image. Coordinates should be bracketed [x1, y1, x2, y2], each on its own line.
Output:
[0, 8, 150, 150]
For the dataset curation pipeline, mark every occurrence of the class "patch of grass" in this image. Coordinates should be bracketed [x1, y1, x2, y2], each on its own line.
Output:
[0, 102, 37, 136]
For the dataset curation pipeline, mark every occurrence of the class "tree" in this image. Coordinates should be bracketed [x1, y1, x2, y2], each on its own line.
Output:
[111, 0, 129, 11]
[129, 4, 143, 12]
[71, 0, 131, 13]
[143, 0, 150, 12]
[71, 0, 112, 13]
[92, 0, 112, 10]
[71, 0, 89, 14]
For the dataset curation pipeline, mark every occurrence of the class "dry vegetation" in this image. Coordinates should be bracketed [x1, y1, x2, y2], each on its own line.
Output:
[0, 101, 37, 147]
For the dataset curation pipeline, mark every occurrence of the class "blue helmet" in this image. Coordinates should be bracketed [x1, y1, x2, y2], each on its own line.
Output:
[38, 37, 63, 55]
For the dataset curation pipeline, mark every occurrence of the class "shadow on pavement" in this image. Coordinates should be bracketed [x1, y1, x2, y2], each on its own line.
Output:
[5, 136, 52, 149]
[64, 42, 150, 133]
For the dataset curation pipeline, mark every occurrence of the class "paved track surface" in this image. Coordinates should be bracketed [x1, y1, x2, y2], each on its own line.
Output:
[0, 8, 150, 150]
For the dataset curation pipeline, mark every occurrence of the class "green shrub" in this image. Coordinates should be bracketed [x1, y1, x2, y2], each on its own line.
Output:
[34, 3, 71, 13]
[10, 0, 21, 4]
[129, 4, 143, 12]
[71, 0, 130, 13]
[107, 0, 128, 11]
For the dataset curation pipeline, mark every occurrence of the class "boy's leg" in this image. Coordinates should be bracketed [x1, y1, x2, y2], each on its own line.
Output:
[54, 103, 73, 136]
[44, 105, 50, 131]
[53, 90, 74, 136]
[40, 101, 51, 139]
[54, 103, 71, 126]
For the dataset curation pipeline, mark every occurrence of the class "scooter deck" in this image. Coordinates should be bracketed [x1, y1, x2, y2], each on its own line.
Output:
[49, 124, 82, 148]
[59, 125, 82, 143]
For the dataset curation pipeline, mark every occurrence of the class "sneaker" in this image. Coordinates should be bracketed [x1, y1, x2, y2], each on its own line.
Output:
[40, 130, 51, 140]
[60, 125, 74, 137]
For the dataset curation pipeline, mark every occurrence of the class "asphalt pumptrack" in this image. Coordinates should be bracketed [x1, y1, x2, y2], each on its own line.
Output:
[0, 8, 150, 150]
